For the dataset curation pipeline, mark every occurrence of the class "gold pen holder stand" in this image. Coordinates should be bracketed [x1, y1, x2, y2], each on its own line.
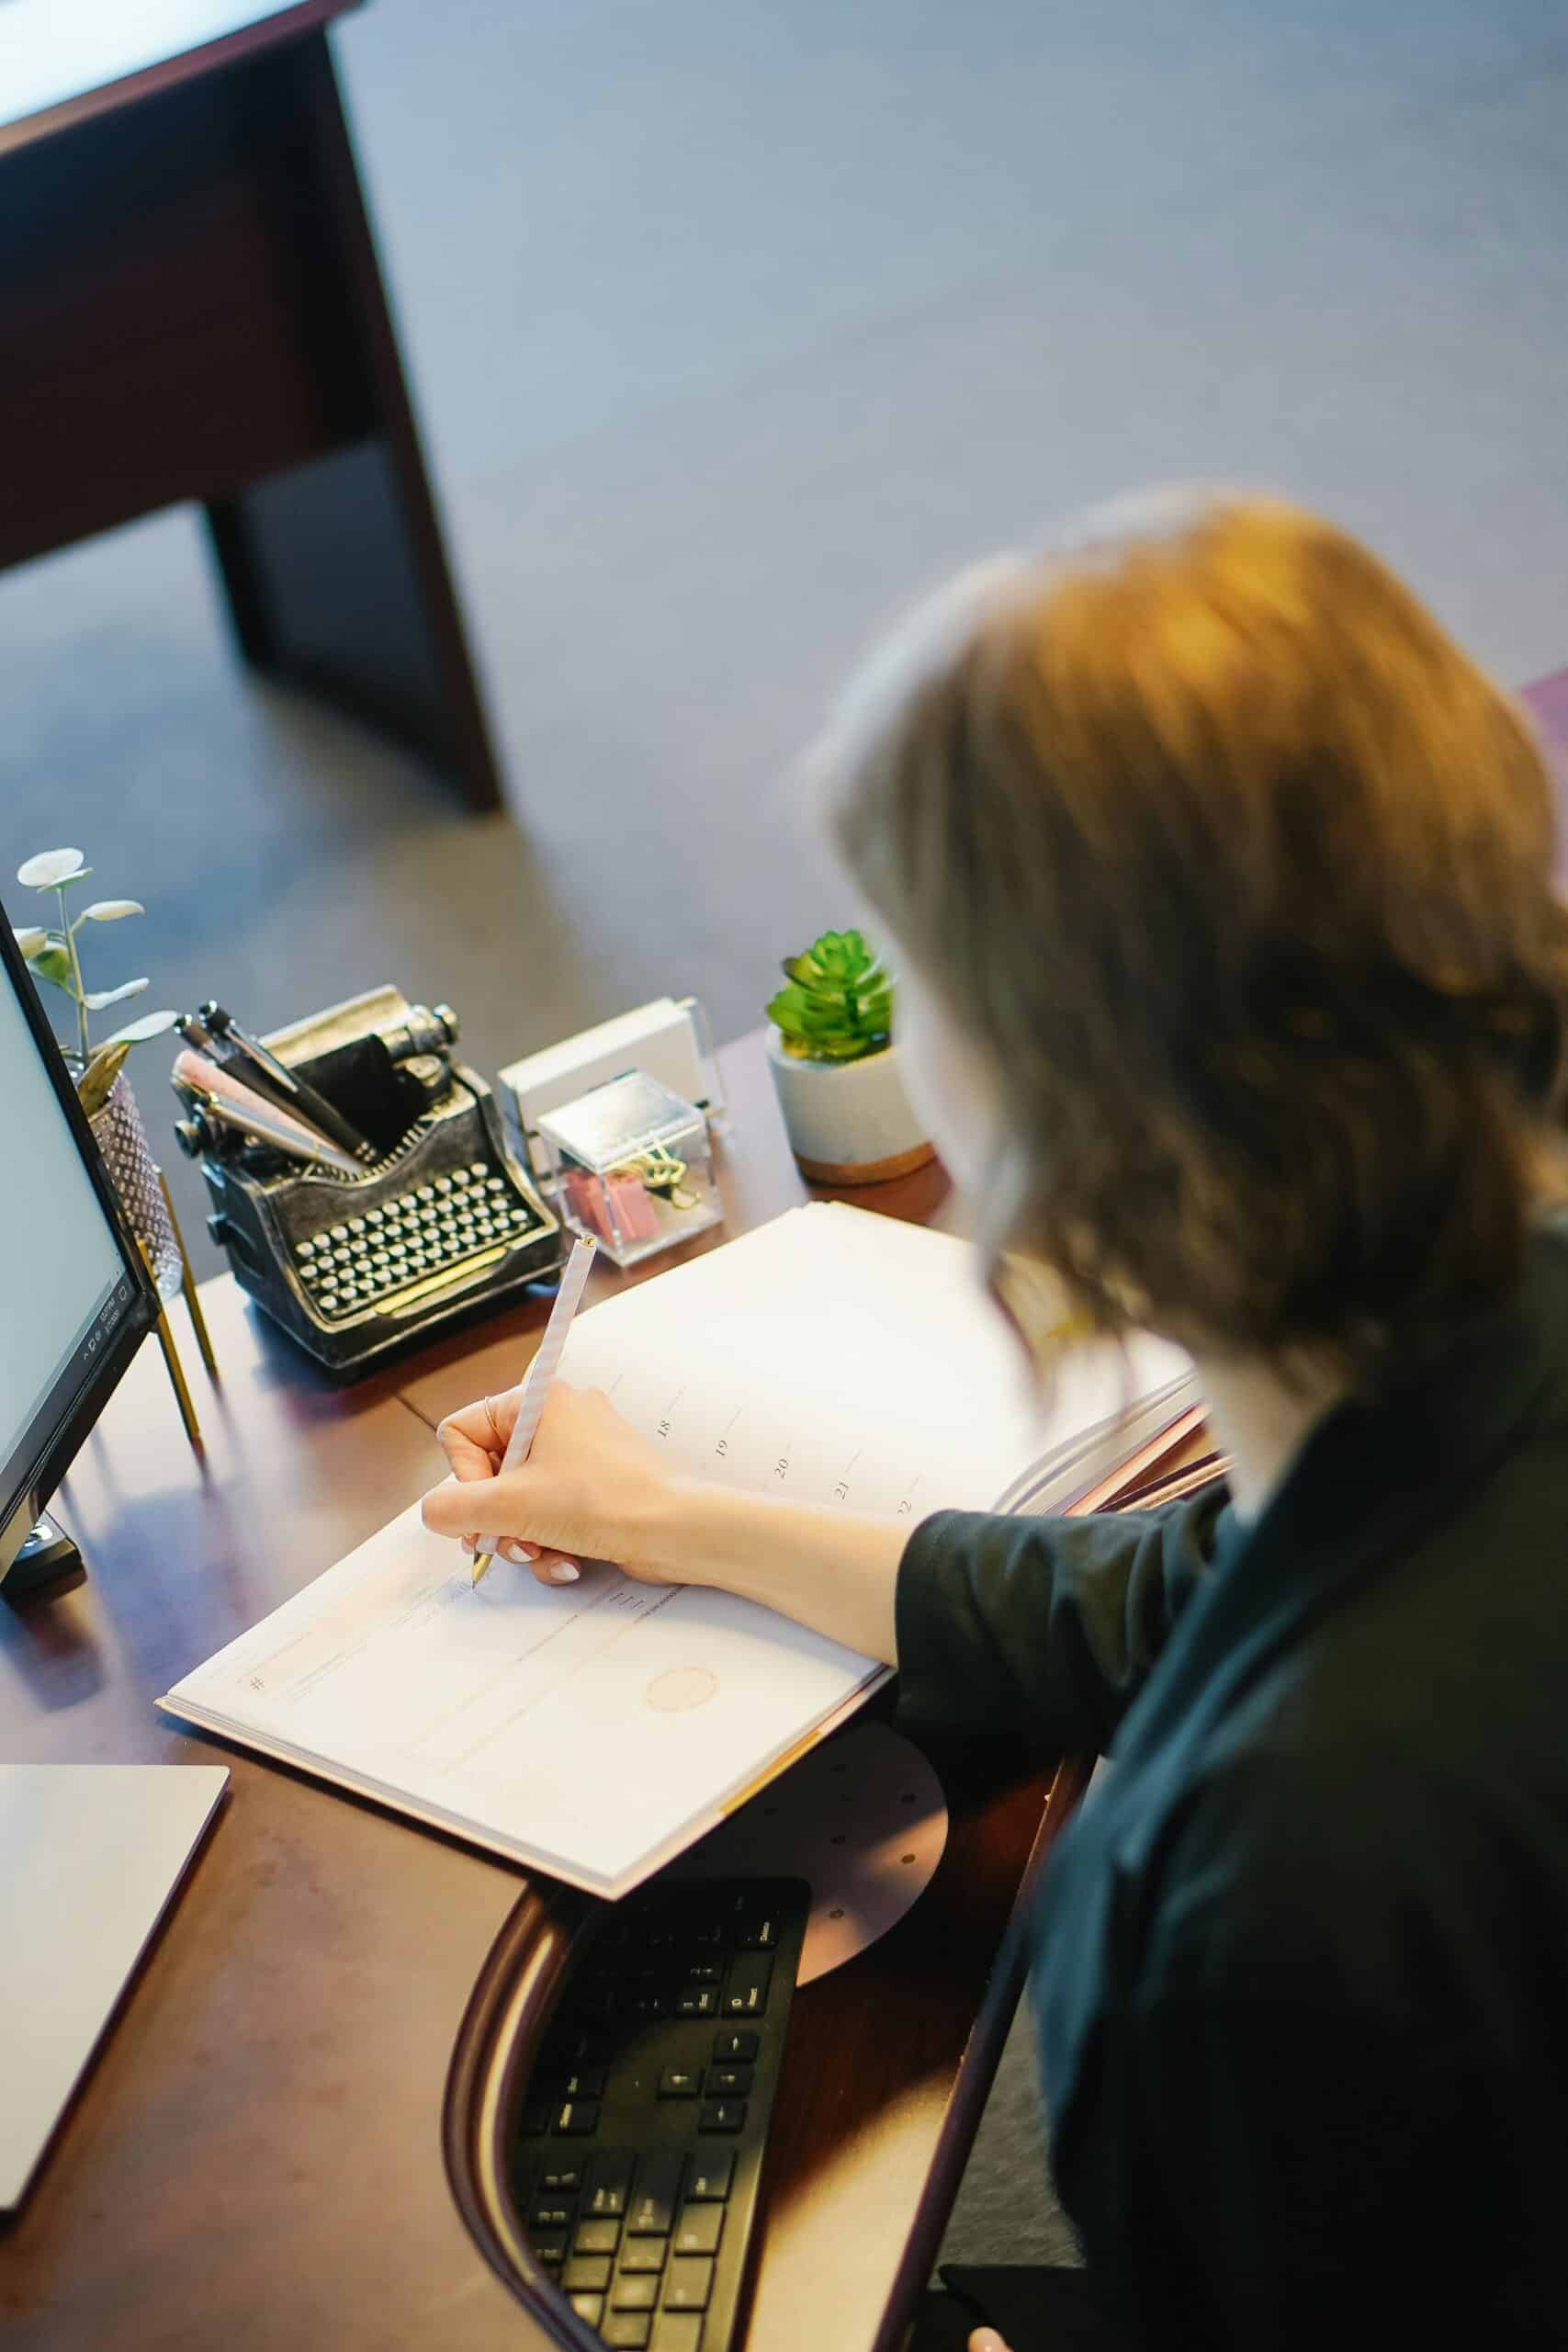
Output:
[90, 1071, 215, 1450]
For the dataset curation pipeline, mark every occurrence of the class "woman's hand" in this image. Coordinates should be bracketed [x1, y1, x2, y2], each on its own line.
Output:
[421, 1381, 682, 1588]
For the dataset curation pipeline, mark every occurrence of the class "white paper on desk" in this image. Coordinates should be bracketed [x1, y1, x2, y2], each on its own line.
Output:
[159, 1502, 885, 1896]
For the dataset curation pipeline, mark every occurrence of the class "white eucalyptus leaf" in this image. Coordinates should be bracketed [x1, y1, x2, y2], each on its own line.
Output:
[11, 926, 48, 959]
[17, 848, 85, 889]
[84, 978, 149, 1010]
[78, 899, 143, 923]
[28, 945, 73, 989]
[100, 1008, 179, 1047]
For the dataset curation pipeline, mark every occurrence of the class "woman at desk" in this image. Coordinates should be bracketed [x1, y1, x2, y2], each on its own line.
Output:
[423, 494, 1568, 2350]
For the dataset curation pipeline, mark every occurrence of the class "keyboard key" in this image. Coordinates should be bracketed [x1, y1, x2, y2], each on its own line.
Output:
[627, 2152, 685, 2235]
[698, 2100, 745, 2133]
[675, 1985, 718, 2018]
[738, 1912, 779, 1950]
[612, 2275, 660, 2310]
[570, 2291, 604, 2327]
[563, 2255, 612, 2292]
[711, 2030, 758, 2063]
[723, 1955, 773, 2016]
[563, 2066, 606, 2099]
[673, 2205, 724, 2257]
[554, 2099, 600, 2135]
[663, 2256, 715, 2311]
[618, 2237, 668, 2275]
[684, 1960, 723, 1984]
[604, 2317, 651, 2350]
[575, 2218, 622, 2256]
[649, 2318, 703, 2352]
[530, 2203, 574, 2232]
[684, 2154, 734, 2202]
[532, 2236, 567, 2268]
[658, 2068, 701, 2098]
[540, 2165, 581, 2193]
[705, 2064, 752, 2098]
[584, 2151, 634, 2216]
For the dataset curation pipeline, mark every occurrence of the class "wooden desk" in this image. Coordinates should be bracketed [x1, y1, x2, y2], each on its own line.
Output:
[0, 1033, 1082, 2349]
[0, 2, 502, 808]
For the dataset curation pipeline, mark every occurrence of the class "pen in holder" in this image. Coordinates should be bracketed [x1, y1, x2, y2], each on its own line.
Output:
[176, 985, 564, 1377]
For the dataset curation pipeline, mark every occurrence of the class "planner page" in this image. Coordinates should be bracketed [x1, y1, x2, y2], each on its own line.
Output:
[557, 1204, 1191, 1520]
[161, 1504, 882, 1895]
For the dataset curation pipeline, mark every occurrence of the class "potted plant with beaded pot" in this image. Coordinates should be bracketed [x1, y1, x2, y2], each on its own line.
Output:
[764, 927, 935, 1183]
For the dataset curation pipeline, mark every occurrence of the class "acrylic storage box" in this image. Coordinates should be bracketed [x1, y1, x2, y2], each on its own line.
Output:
[534, 1069, 722, 1269]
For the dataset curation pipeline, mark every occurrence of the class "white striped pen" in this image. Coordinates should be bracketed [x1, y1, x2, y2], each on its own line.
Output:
[470, 1235, 598, 1588]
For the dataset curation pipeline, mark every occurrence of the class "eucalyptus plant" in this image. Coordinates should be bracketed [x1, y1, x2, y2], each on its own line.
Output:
[12, 847, 177, 1114]
[766, 927, 895, 1063]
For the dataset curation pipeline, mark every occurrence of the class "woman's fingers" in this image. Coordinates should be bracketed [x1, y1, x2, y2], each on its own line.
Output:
[452, 1531, 578, 1585]
[968, 2332, 1012, 2352]
[435, 1393, 520, 1481]
[526, 1548, 581, 1585]
[423, 1474, 503, 1538]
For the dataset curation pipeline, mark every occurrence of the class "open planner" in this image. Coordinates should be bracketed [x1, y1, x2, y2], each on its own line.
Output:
[160, 1204, 1195, 1896]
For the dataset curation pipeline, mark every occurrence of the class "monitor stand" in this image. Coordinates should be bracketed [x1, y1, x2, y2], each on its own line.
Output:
[1, 1512, 85, 1606]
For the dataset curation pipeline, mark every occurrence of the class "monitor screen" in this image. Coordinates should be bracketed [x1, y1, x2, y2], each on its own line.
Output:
[0, 945, 142, 1552]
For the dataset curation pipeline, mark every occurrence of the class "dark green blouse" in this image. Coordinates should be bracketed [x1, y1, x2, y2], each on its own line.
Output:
[897, 1224, 1568, 2348]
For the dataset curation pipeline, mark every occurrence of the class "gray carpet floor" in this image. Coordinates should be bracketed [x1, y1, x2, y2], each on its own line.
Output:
[6, 0, 1568, 2282]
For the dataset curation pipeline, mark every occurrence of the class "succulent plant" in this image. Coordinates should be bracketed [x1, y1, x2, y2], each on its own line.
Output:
[766, 927, 895, 1063]
[11, 846, 177, 1103]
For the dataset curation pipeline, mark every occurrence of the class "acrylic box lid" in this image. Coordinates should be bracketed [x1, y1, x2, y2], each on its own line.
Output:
[536, 1068, 704, 1171]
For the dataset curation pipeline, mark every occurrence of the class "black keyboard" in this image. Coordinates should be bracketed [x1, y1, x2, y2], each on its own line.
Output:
[513, 1876, 810, 2352]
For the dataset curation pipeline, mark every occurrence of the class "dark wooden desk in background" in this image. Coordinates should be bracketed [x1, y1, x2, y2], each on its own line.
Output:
[0, 1033, 1086, 2352]
[0, 1, 501, 808]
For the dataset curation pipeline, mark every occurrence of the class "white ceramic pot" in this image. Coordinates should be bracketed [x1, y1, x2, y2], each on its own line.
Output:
[764, 1028, 935, 1184]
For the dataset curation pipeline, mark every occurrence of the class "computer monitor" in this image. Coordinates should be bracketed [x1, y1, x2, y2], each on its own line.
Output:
[0, 913, 158, 1600]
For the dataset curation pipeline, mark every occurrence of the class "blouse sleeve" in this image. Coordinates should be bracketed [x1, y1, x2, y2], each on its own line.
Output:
[894, 1486, 1229, 1757]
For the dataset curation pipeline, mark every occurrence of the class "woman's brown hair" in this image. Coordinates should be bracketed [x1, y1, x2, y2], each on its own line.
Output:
[823, 492, 1568, 1385]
